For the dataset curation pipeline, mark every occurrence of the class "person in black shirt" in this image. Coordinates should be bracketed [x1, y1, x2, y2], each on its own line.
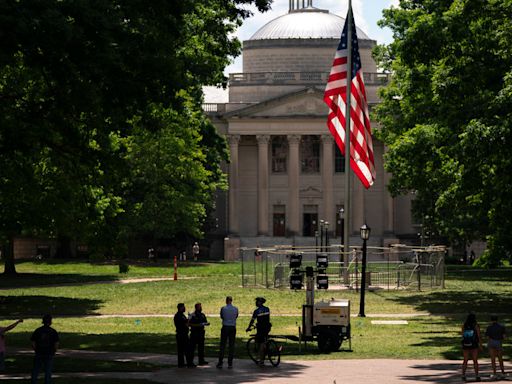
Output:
[174, 303, 193, 368]
[189, 303, 210, 365]
[31, 314, 59, 384]
[486, 315, 507, 379]
[246, 297, 271, 365]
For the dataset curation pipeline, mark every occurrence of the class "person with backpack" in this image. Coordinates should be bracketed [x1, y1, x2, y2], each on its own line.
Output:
[461, 313, 482, 382]
[31, 314, 59, 384]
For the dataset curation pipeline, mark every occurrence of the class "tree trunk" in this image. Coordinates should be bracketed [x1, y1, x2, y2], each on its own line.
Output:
[3, 236, 17, 275]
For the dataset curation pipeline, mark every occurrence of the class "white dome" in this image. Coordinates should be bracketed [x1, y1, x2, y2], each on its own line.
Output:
[250, 8, 371, 41]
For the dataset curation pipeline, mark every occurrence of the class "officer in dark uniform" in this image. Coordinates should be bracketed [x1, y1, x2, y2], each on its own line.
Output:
[189, 302, 210, 365]
[246, 297, 271, 365]
[174, 303, 194, 368]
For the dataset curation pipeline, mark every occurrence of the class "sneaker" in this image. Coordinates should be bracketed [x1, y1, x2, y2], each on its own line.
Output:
[216, 363, 222, 369]
[198, 361, 209, 366]
[228, 364, 233, 369]
[476, 377, 481, 382]
[257, 361, 264, 367]
[490, 374, 497, 380]
[187, 364, 197, 368]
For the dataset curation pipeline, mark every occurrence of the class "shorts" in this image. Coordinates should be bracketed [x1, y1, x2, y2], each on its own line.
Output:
[488, 339, 503, 351]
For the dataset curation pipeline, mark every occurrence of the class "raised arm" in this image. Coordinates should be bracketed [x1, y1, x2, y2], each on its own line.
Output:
[2, 319, 23, 333]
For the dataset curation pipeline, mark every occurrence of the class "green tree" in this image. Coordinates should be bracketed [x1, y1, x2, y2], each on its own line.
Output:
[375, 0, 512, 266]
[0, 0, 272, 274]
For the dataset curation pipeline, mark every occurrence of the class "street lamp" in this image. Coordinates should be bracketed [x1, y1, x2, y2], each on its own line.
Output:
[358, 223, 371, 317]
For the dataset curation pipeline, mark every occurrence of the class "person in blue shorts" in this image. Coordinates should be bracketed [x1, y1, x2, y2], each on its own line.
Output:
[486, 315, 507, 380]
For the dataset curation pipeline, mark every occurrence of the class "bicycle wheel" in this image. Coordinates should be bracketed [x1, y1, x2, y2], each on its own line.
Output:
[246, 336, 259, 363]
[266, 339, 281, 367]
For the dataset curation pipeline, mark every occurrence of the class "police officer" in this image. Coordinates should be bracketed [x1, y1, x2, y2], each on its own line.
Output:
[246, 297, 271, 366]
[189, 303, 209, 365]
[174, 303, 194, 368]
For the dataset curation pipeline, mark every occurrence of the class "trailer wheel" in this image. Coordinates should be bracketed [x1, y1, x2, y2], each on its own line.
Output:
[317, 329, 342, 352]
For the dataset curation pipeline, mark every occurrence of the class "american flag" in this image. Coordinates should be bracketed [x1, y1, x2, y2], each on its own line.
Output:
[323, 8, 375, 189]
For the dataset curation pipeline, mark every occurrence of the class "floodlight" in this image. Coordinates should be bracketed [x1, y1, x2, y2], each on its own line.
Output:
[316, 274, 329, 289]
[289, 253, 302, 269]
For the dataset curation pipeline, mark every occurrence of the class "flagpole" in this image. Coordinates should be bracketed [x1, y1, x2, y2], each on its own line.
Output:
[343, 0, 353, 285]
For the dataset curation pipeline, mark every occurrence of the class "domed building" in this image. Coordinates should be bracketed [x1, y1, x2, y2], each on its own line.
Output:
[205, 0, 416, 258]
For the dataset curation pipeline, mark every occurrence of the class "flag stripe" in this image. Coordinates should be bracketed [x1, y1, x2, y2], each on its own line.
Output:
[323, 8, 376, 189]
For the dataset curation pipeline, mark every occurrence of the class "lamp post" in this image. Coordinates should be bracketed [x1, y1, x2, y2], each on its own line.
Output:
[358, 223, 371, 317]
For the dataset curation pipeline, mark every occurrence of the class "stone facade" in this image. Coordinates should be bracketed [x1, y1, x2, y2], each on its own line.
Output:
[205, 3, 418, 258]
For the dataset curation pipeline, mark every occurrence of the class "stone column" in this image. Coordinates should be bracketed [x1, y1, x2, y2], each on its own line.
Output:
[257, 135, 270, 236]
[287, 135, 301, 236]
[321, 135, 334, 229]
[228, 135, 240, 235]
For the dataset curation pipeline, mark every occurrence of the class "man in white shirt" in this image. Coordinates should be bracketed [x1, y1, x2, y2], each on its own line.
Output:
[216, 296, 239, 369]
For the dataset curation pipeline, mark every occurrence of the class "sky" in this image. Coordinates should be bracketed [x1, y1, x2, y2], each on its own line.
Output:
[205, 0, 399, 102]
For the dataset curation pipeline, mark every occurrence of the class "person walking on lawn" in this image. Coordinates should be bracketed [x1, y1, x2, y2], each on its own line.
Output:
[217, 296, 239, 369]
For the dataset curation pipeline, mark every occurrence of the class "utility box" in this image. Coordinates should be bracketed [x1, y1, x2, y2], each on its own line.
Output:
[313, 299, 350, 327]
[307, 299, 351, 352]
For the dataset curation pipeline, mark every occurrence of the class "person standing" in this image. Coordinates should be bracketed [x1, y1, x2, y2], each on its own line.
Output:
[0, 319, 23, 372]
[31, 314, 59, 384]
[486, 315, 507, 380]
[189, 303, 209, 365]
[216, 296, 239, 369]
[246, 297, 271, 366]
[174, 303, 194, 368]
[461, 313, 482, 382]
[192, 242, 200, 261]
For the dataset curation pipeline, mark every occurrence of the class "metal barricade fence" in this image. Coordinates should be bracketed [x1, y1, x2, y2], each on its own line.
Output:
[240, 245, 446, 291]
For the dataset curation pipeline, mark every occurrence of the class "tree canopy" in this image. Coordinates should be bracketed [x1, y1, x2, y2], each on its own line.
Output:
[375, 0, 512, 266]
[0, 0, 272, 273]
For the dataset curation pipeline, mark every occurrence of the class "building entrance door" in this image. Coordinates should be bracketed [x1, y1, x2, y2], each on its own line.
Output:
[302, 213, 318, 237]
[273, 213, 286, 237]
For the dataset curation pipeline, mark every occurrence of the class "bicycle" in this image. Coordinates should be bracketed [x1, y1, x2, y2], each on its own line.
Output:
[246, 325, 282, 367]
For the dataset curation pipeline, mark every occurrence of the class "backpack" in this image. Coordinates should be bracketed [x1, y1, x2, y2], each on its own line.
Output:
[463, 328, 476, 347]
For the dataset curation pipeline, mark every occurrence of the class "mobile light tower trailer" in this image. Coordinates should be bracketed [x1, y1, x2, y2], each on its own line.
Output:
[290, 252, 352, 353]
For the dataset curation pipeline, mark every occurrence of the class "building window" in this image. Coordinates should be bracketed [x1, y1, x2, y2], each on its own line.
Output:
[301, 135, 320, 173]
[302, 205, 318, 237]
[334, 144, 346, 173]
[273, 205, 286, 237]
[272, 136, 288, 173]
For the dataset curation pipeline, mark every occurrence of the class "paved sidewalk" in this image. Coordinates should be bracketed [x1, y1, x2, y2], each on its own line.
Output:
[4, 349, 511, 383]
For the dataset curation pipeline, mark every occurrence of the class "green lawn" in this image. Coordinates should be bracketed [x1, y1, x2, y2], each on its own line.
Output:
[1, 261, 511, 363]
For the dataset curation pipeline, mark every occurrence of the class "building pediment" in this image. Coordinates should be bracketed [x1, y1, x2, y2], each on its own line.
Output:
[224, 87, 327, 119]
[299, 186, 322, 198]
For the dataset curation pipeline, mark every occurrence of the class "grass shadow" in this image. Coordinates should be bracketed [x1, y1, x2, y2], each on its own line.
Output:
[0, 295, 103, 317]
[0, 273, 122, 289]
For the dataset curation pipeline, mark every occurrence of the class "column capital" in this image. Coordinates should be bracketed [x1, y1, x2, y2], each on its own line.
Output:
[228, 134, 241, 145]
[256, 134, 270, 145]
[321, 134, 334, 144]
[287, 134, 301, 145]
